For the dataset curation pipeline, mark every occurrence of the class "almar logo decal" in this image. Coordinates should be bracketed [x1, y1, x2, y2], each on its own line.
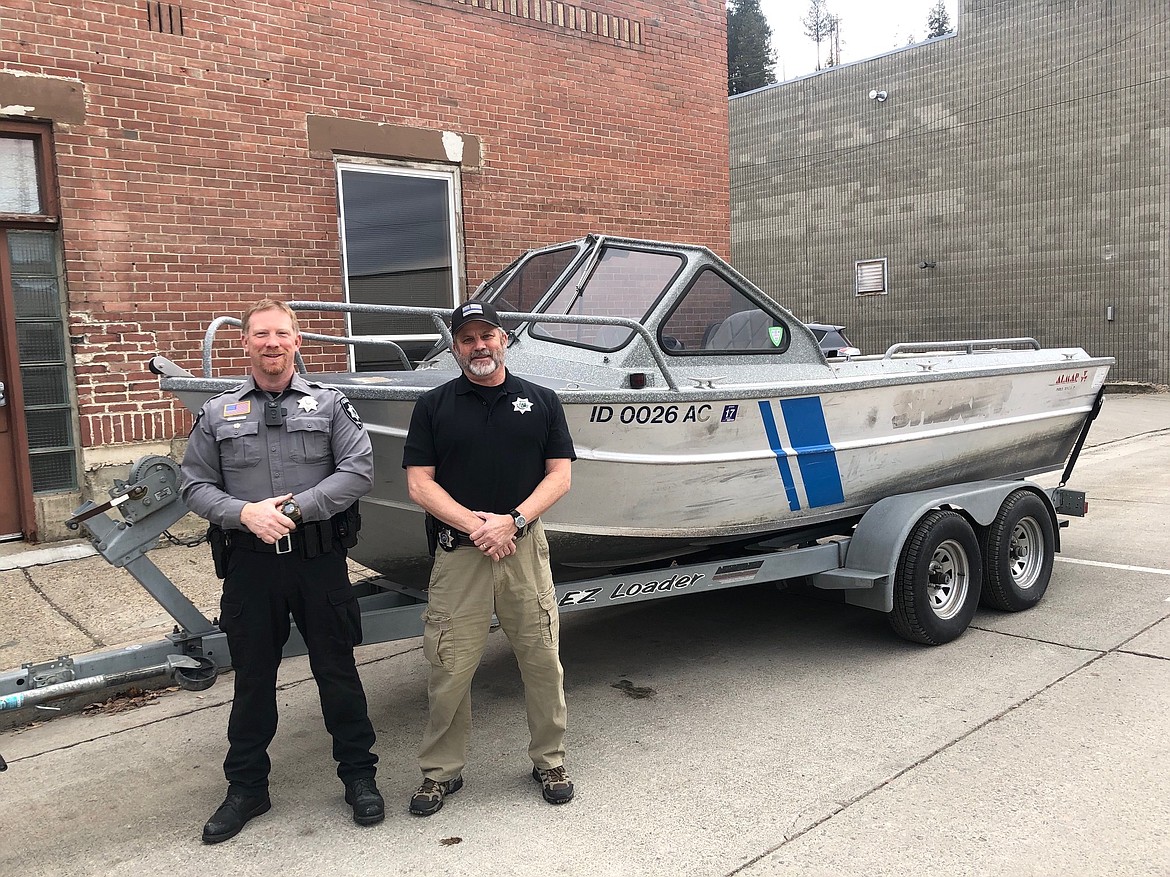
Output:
[768, 326, 785, 347]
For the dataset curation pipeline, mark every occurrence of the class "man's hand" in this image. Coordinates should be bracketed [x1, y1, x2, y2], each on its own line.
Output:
[469, 512, 517, 562]
[240, 494, 296, 543]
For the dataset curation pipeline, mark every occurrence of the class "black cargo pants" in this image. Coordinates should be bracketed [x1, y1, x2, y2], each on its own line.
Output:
[218, 543, 377, 794]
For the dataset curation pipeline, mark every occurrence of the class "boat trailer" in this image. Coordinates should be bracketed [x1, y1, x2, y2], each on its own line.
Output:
[0, 429, 1096, 768]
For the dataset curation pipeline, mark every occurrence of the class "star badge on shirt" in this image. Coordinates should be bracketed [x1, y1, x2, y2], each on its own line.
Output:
[513, 397, 533, 414]
[298, 396, 319, 413]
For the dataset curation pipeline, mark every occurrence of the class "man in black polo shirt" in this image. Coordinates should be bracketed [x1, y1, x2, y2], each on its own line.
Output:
[402, 300, 576, 815]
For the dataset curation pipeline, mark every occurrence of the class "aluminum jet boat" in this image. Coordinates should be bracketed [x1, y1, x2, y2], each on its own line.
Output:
[153, 235, 1113, 587]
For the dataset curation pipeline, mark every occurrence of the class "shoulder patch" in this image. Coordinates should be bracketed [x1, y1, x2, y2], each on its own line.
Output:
[341, 398, 364, 429]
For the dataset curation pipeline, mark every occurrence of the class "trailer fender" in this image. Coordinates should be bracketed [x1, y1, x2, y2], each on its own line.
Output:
[823, 480, 1057, 613]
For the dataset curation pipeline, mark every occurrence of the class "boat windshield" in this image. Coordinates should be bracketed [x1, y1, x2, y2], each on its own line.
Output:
[420, 244, 581, 362]
[528, 245, 685, 350]
[658, 268, 792, 355]
[481, 245, 580, 332]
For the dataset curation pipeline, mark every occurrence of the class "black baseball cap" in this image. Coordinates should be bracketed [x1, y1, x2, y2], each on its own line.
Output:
[449, 300, 503, 335]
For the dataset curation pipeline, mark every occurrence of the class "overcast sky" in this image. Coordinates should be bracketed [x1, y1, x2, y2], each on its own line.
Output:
[757, 0, 960, 81]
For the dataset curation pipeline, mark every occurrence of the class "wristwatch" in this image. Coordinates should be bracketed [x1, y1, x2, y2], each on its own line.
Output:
[280, 499, 302, 524]
[508, 509, 527, 530]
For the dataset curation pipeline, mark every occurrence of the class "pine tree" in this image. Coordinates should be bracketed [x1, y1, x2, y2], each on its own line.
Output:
[926, 0, 953, 39]
[727, 0, 777, 95]
[801, 0, 833, 71]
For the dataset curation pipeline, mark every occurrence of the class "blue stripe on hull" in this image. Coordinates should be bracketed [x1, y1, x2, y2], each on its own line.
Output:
[758, 398, 845, 510]
[757, 400, 802, 511]
[778, 397, 845, 507]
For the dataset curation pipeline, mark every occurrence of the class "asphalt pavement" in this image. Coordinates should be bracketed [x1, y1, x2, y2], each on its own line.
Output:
[0, 391, 1167, 877]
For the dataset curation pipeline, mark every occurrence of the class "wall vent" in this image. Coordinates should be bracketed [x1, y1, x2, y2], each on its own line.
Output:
[145, 2, 185, 36]
[855, 258, 889, 296]
[450, 0, 641, 46]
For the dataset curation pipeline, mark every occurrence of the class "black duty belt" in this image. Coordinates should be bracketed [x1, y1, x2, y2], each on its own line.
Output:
[229, 521, 335, 557]
[437, 522, 530, 552]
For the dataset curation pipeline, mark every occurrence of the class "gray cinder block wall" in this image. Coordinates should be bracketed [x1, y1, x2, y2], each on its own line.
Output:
[729, 0, 1168, 386]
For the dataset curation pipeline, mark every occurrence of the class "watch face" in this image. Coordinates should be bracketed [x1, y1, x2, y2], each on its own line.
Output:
[512, 512, 526, 528]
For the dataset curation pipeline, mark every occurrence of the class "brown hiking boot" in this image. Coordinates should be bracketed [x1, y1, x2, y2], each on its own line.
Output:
[532, 765, 574, 804]
[409, 775, 463, 816]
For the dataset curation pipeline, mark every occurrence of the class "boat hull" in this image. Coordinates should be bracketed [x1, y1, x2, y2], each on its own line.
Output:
[347, 360, 1109, 585]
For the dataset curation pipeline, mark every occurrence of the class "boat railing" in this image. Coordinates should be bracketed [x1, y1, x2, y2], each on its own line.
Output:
[883, 337, 1042, 359]
[204, 302, 683, 391]
[201, 314, 415, 375]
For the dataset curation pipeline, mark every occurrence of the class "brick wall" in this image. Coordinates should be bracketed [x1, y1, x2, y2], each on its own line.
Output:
[2, 0, 730, 454]
[729, 0, 1168, 386]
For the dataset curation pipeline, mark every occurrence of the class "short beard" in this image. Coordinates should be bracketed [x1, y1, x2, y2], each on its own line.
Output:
[456, 346, 503, 377]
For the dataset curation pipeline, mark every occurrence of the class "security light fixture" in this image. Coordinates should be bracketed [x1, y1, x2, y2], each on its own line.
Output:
[868, 89, 888, 102]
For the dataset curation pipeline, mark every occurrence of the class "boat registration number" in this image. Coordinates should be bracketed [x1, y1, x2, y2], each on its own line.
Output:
[589, 404, 715, 425]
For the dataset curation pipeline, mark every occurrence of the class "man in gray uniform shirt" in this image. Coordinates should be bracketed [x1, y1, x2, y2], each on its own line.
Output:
[181, 299, 382, 843]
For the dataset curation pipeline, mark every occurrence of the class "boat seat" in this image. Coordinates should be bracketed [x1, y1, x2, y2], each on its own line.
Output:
[703, 309, 778, 351]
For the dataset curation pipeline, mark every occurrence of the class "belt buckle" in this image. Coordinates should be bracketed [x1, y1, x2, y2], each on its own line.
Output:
[275, 533, 293, 555]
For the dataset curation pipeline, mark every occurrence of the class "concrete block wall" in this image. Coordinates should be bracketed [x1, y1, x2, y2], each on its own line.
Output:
[729, 0, 1167, 386]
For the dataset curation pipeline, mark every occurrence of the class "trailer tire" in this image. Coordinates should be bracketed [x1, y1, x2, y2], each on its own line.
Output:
[980, 490, 1055, 611]
[888, 510, 982, 645]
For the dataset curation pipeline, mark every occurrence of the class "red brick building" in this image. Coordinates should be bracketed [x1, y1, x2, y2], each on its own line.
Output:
[0, 0, 730, 541]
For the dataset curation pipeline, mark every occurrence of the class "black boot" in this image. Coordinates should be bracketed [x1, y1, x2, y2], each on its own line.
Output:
[202, 790, 272, 844]
[344, 777, 385, 826]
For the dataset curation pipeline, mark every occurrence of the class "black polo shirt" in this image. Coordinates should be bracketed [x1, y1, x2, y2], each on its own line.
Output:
[402, 370, 576, 514]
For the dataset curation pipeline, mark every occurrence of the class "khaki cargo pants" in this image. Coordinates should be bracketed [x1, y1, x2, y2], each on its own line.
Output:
[419, 520, 567, 781]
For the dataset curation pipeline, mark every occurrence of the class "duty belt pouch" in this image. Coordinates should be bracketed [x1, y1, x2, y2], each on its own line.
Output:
[298, 521, 331, 560]
[424, 513, 439, 557]
[333, 503, 361, 550]
[208, 525, 231, 579]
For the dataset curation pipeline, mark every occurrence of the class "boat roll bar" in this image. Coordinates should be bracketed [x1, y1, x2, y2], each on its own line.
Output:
[191, 302, 685, 391]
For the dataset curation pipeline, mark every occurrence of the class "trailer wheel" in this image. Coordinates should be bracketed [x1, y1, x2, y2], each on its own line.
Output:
[174, 656, 218, 692]
[980, 490, 1055, 611]
[889, 510, 982, 645]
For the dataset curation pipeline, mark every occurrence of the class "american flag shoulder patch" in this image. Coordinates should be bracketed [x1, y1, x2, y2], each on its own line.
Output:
[222, 401, 251, 418]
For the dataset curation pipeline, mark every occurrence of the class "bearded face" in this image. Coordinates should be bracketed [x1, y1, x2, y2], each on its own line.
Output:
[452, 323, 506, 381]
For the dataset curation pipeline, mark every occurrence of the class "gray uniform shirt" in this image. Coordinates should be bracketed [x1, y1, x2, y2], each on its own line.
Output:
[181, 373, 373, 530]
